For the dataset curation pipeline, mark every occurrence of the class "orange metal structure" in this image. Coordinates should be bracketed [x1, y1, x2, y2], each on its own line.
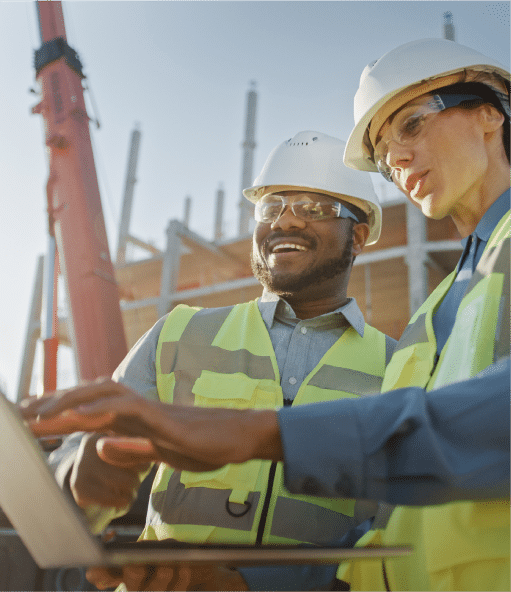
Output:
[33, 1, 127, 386]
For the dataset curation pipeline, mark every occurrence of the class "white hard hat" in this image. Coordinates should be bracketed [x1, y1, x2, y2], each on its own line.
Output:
[243, 131, 382, 244]
[344, 38, 510, 172]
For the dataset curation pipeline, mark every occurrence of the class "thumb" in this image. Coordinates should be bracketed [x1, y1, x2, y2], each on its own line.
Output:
[96, 436, 160, 467]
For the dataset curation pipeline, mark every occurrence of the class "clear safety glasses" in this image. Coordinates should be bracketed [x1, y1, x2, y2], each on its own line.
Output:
[254, 193, 359, 224]
[374, 92, 487, 182]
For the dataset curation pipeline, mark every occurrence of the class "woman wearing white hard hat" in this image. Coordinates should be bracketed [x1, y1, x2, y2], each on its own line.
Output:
[340, 38, 510, 592]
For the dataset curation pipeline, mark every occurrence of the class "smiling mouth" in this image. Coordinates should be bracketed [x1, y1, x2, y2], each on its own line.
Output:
[271, 243, 308, 254]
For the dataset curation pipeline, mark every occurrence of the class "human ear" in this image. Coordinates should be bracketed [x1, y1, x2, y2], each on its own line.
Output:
[352, 222, 370, 256]
[479, 103, 506, 133]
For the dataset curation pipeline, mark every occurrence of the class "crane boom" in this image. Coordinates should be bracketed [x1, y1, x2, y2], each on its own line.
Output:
[33, 1, 127, 381]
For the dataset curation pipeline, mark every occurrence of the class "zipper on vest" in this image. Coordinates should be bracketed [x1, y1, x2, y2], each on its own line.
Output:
[255, 461, 277, 545]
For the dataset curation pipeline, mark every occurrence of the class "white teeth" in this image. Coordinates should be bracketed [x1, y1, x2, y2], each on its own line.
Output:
[272, 243, 307, 253]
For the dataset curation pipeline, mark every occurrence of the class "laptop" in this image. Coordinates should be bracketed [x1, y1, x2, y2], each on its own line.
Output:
[0, 392, 412, 568]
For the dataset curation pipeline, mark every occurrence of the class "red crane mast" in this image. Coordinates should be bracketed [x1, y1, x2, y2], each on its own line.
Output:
[33, 1, 127, 385]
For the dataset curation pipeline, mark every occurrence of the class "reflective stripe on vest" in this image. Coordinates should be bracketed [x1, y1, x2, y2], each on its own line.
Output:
[146, 299, 391, 546]
[147, 471, 261, 532]
[309, 365, 384, 394]
[340, 211, 511, 591]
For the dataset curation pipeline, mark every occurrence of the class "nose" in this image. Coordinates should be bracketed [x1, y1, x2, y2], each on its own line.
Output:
[386, 139, 413, 179]
[270, 206, 307, 231]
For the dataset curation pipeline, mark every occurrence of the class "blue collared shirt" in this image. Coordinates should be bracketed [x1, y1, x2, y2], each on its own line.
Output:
[258, 290, 366, 403]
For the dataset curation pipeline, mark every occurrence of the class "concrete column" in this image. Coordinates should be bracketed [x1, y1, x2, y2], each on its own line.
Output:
[159, 219, 181, 317]
[405, 202, 428, 317]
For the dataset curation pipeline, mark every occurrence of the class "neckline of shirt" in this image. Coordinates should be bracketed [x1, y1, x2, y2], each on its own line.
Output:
[259, 290, 365, 337]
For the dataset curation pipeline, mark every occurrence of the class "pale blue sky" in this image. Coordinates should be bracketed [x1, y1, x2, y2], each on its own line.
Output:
[1, 1, 509, 399]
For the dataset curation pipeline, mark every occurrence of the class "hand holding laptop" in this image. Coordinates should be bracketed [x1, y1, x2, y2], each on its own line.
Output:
[67, 432, 150, 509]
[86, 563, 248, 591]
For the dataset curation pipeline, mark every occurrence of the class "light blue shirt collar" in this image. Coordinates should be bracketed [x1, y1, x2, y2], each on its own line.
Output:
[259, 289, 365, 337]
[460, 188, 510, 249]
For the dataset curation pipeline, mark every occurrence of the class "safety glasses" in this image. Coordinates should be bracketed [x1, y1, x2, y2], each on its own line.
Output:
[375, 91, 488, 182]
[255, 193, 359, 224]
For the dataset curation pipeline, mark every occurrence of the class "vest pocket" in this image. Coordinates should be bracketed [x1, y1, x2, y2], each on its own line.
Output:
[191, 370, 280, 409]
[180, 459, 263, 491]
[179, 372, 279, 492]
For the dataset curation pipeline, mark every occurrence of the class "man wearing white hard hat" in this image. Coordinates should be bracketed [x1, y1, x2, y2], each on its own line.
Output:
[26, 132, 394, 591]
[339, 37, 510, 591]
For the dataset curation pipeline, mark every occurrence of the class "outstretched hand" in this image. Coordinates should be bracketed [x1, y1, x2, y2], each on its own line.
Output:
[20, 378, 283, 472]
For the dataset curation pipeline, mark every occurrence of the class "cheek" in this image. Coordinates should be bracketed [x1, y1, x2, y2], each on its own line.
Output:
[318, 222, 350, 252]
[253, 225, 268, 257]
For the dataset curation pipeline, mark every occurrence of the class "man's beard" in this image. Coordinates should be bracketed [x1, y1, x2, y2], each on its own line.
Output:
[251, 234, 354, 298]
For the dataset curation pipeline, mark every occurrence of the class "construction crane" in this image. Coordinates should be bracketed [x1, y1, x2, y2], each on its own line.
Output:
[31, 0, 127, 389]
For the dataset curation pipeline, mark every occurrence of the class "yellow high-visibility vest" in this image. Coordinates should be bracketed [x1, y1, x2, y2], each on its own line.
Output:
[140, 299, 392, 546]
[338, 211, 510, 591]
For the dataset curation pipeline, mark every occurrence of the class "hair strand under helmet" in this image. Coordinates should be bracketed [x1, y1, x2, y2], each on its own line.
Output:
[343, 38, 510, 172]
[243, 131, 382, 244]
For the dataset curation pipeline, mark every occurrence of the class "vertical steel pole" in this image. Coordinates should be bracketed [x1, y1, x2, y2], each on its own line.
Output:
[116, 127, 142, 265]
[183, 195, 192, 229]
[238, 82, 257, 235]
[214, 184, 225, 242]
[42, 235, 59, 393]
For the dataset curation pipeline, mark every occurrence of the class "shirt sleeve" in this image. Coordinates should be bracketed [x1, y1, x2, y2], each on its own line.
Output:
[111, 314, 168, 398]
[279, 358, 510, 505]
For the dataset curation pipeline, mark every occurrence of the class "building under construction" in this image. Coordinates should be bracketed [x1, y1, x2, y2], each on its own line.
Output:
[15, 2, 465, 398]
[3, 4, 475, 590]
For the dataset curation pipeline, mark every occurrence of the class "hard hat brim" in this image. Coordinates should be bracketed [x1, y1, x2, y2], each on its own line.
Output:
[343, 38, 510, 172]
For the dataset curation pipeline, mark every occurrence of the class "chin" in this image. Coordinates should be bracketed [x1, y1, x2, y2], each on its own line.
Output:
[417, 194, 449, 220]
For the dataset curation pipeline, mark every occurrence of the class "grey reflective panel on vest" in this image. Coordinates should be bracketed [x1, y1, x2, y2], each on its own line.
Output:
[385, 334, 397, 366]
[308, 365, 383, 395]
[160, 306, 235, 374]
[466, 237, 510, 363]
[148, 473, 261, 532]
[181, 306, 235, 343]
[372, 502, 395, 530]
[270, 497, 362, 545]
[472, 236, 510, 280]
[353, 499, 380, 524]
[161, 342, 275, 380]
[394, 312, 428, 352]
[159, 306, 276, 390]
